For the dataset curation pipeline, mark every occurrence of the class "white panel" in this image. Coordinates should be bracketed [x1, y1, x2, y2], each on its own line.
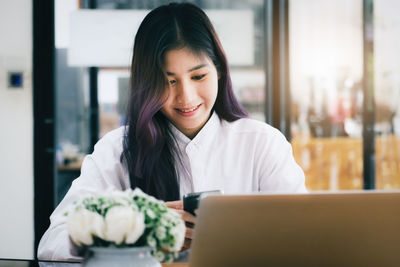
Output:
[207, 10, 254, 66]
[55, 0, 78, 48]
[0, 0, 34, 259]
[68, 9, 254, 67]
[68, 10, 148, 67]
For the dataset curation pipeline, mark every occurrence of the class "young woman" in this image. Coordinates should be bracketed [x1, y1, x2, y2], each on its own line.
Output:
[38, 2, 307, 260]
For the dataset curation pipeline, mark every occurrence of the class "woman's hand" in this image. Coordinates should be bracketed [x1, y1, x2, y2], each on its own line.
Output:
[166, 200, 196, 251]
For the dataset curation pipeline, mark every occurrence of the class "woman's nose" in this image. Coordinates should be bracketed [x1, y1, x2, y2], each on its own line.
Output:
[176, 80, 195, 104]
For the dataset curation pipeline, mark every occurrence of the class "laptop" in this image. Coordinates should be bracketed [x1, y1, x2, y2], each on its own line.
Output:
[188, 191, 400, 267]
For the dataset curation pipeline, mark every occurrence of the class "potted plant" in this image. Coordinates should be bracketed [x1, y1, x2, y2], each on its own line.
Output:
[66, 188, 186, 266]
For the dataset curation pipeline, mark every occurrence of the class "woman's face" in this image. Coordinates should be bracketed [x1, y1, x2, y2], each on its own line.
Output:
[161, 47, 219, 139]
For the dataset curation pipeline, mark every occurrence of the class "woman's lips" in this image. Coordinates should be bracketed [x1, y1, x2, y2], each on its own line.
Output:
[175, 104, 201, 116]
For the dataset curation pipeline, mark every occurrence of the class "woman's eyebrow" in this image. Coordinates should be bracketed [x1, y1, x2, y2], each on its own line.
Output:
[166, 63, 209, 76]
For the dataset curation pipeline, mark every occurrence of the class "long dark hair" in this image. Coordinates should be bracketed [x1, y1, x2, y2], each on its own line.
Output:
[121, 3, 248, 201]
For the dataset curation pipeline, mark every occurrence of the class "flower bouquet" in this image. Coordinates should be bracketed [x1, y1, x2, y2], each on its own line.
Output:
[66, 188, 185, 264]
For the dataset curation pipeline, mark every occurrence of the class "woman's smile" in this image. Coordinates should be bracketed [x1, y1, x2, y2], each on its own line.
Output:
[175, 104, 202, 116]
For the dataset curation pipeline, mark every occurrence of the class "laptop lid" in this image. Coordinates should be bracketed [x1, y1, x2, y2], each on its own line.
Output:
[188, 192, 400, 267]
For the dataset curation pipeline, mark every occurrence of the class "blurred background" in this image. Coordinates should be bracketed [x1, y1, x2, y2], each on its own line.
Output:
[0, 0, 399, 260]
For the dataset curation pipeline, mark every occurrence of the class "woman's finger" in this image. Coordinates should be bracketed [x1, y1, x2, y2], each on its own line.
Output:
[173, 209, 196, 225]
[166, 200, 183, 210]
[185, 226, 194, 239]
[185, 221, 195, 228]
[181, 238, 192, 251]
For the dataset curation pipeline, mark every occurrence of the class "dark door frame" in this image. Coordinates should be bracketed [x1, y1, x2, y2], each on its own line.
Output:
[33, 0, 56, 257]
[264, 0, 291, 140]
[362, 0, 375, 189]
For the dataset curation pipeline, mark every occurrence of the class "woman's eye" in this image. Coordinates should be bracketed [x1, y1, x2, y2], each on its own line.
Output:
[192, 74, 206, 80]
[169, 80, 176, 85]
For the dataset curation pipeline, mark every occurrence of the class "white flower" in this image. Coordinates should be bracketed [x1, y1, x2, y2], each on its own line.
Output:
[155, 226, 166, 240]
[100, 189, 138, 210]
[132, 187, 148, 198]
[166, 219, 186, 251]
[147, 234, 157, 248]
[153, 250, 165, 262]
[159, 217, 169, 227]
[132, 188, 161, 204]
[67, 208, 105, 246]
[145, 209, 156, 219]
[104, 206, 145, 245]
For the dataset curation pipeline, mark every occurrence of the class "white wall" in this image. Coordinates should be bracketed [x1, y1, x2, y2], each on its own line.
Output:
[0, 0, 34, 259]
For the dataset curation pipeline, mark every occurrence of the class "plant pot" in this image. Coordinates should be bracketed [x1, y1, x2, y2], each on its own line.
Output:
[83, 246, 161, 267]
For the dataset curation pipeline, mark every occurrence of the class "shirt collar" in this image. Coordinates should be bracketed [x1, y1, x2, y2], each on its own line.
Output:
[169, 111, 221, 149]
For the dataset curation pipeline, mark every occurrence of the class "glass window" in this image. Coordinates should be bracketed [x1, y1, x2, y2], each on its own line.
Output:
[98, 69, 129, 138]
[374, 0, 400, 189]
[55, 0, 88, 203]
[289, 0, 364, 190]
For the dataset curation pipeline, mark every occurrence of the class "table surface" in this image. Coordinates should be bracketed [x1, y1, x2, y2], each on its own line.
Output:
[0, 258, 188, 267]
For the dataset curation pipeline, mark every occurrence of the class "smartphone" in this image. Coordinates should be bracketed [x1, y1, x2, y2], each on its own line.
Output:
[183, 190, 222, 215]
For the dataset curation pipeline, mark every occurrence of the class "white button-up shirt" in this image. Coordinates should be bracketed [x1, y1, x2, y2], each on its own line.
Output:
[38, 112, 307, 260]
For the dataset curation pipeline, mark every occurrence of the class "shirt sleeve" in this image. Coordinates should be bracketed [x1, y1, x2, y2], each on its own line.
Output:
[37, 129, 128, 260]
[257, 128, 308, 193]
